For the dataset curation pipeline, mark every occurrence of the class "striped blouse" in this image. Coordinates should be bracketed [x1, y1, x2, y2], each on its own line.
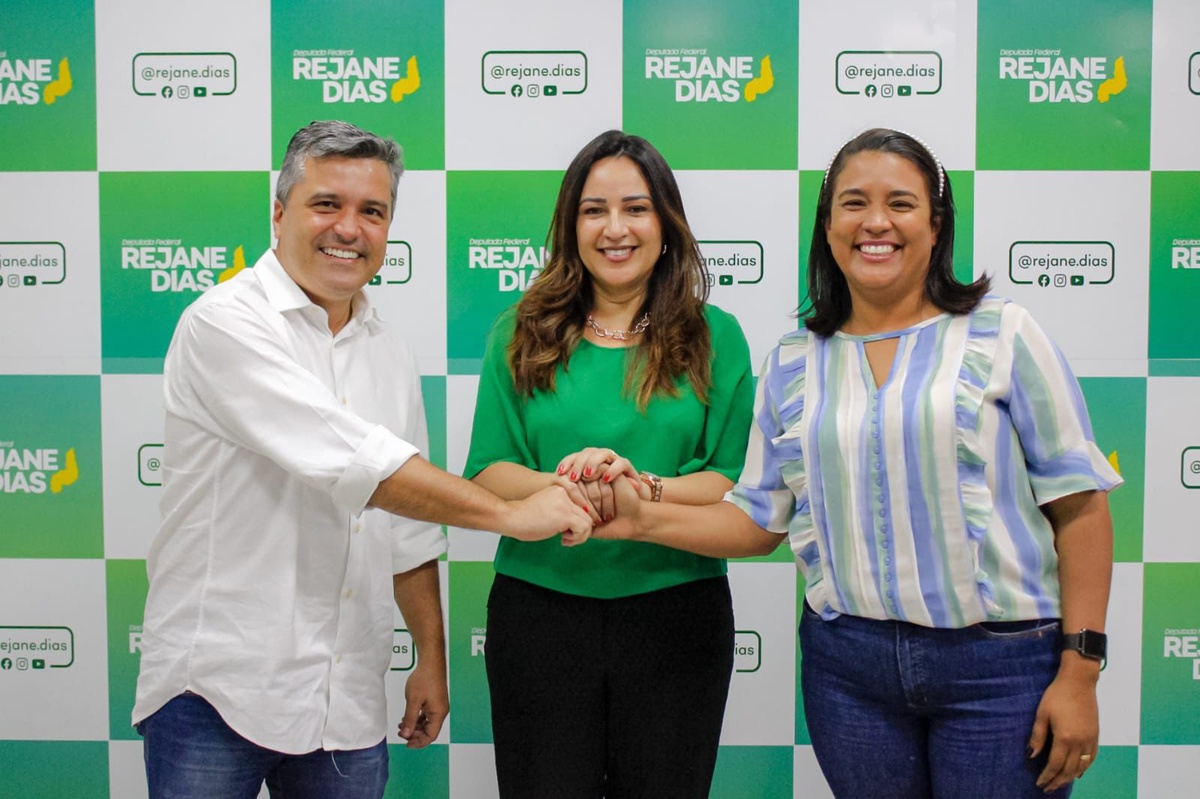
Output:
[728, 296, 1122, 628]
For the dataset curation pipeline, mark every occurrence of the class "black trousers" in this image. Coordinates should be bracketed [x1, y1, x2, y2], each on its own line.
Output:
[485, 573, 735, 799]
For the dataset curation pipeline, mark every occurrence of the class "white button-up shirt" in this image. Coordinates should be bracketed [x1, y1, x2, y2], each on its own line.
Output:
[132, 250, 447, 753]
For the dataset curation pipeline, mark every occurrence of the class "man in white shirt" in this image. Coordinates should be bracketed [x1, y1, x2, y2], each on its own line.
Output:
[132, 120, 592, 799]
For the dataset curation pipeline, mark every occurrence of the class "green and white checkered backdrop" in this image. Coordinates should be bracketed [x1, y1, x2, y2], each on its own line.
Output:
[2, 0, 1198, 795]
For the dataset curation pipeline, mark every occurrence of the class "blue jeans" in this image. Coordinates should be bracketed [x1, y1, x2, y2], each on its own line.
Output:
[799, 603, 1071, 799]
[138, 693, 388, 799]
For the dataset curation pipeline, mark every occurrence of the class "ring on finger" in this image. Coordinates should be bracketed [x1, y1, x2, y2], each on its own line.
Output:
[1079, 754, 1093, 763]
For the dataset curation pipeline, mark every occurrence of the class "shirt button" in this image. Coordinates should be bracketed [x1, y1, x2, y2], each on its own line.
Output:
[344, 588, 353, 599]
[354, 523, 362, 533]
[341, 397, 348, 405]
[335, 654, 342, 663]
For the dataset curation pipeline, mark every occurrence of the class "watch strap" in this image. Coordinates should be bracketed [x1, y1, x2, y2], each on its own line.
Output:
[1063, 629, 1107, 667]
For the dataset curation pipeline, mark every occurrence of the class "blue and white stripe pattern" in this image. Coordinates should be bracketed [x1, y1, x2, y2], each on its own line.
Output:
[728, 297, 1122, 628]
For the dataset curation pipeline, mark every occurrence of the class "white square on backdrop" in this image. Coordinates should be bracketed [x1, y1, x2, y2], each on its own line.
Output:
[1144, 377, 1200, 562]
[95, 0, 271, 171]
[797, 0, 977, 170]
[974, 170, 1150, 375]
[100, 374, 165, 560]
[0, 172, 101, 375]
[445, 0, 623, 170]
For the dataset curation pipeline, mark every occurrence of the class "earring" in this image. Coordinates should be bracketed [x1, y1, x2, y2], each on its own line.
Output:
[661, 244, 668, 255]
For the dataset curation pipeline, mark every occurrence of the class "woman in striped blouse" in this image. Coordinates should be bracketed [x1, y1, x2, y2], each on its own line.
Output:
[598, 128, 1121, 798]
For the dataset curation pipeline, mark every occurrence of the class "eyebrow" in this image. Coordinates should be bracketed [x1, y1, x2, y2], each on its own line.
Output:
[836, 187, 920, 200]
[579, 193, 653, 204]
[307, 191, 390, 211]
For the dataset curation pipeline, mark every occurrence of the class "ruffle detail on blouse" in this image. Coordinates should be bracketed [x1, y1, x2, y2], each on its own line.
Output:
[955, 297, 1006, 617]
[774, 328, 810, 431]
[774, 329, 824, 606]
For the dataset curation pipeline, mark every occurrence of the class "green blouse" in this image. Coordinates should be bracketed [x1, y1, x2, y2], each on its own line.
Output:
[465, 303, 755, 598]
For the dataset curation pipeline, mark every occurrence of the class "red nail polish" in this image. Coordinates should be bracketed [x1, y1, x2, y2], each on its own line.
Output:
[602, 473, 611, 482]
[569, 471, 577, 480]
[557, 464, 566, 474]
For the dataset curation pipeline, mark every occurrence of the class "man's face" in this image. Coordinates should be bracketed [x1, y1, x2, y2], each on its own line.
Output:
[272, 155, 393, 317]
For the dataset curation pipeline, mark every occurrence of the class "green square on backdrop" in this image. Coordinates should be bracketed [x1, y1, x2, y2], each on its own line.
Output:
[0, 376, 103, 559]
[975, 0, 1151, 170]
[270, 0, 445, 169]
[98, 171, 269, 373]
[622, 0, 798, 170]
[0, 1, 97, 171]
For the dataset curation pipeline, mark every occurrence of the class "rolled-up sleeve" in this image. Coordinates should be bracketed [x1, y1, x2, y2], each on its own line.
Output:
[334, 426, 418, 517]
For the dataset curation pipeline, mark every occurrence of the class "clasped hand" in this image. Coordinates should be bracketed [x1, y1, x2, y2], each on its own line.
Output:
[553, 447, 649, 545]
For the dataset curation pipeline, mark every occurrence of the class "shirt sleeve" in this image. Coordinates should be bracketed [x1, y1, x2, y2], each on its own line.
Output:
[677, 307, 755, 481]
[167, 300, 418, 517]
[463, 307, 536, 479]
[725, 344, 801, 533]
[1004, 306, 1123, 505]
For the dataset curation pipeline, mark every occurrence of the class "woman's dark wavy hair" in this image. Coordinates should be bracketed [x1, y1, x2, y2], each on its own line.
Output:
[508, 130, 712, 410]
[800, 128, 989, 336]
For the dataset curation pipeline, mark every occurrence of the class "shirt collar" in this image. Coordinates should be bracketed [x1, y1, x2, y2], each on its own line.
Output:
[252, 249, 384, 333]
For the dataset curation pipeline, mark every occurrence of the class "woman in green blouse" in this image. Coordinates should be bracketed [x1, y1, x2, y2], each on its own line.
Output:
[464, 130, 754, 798]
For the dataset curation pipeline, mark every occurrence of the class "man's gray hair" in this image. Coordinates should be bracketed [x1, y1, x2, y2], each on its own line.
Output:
[275, 120, 404, 216]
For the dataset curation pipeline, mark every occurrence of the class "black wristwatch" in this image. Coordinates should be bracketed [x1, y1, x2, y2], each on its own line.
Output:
[1063, 629, 1107, 668]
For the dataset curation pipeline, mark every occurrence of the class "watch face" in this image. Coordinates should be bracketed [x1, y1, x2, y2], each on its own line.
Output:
[1082, 630, 1107, 658]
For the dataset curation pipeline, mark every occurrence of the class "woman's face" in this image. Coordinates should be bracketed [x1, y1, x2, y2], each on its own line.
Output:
[575, 155, 663, 301]
[825, 150, 939, 307]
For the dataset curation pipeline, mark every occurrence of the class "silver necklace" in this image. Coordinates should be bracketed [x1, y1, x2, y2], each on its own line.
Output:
[586, 312, 650, 341]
